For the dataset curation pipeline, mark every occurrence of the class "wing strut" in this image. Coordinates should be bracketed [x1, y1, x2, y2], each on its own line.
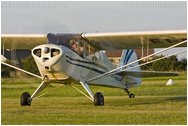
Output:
[1, 61, 42, 79]
[86, 40, 187, 82]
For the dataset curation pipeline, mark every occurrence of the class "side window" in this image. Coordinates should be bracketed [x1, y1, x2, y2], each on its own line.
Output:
[76, 40, 96, 58]
[86, 42, 95, 56]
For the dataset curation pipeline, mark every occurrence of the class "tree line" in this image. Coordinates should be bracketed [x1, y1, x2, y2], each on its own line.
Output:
[139, 55, 187, 71]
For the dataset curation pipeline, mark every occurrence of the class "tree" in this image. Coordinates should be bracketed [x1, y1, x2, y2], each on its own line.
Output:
[139, 60, 153, 70]
[167, 55, 178, 71]
[176, 58, 187, 71]
[151, 55, 170, 71]
[20, 56, 40, 75]
[1, 59, 15, 78]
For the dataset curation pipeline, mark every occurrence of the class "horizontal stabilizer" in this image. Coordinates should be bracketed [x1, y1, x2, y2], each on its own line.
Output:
[123, 71, 179, 78]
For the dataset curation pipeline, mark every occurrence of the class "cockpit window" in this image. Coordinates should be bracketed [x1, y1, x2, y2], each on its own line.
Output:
[33, 49, 41, 57]
[51, 49, 60, 57]
[47, 33, 80, 52]
[47, 33, 97, 58]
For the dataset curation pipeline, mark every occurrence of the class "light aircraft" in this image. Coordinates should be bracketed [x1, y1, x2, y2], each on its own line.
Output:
[1, 30, 187, 106]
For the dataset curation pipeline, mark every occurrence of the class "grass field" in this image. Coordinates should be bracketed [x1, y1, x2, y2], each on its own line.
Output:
[1, 73, 187, 125]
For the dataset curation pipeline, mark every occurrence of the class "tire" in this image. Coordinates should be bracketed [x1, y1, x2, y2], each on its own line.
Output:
[94, 92, 104, 106]
[20, 92, 31, 106]
[129, 93, 135, 98]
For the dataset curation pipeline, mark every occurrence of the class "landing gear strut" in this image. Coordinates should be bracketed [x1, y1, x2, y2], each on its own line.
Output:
[124, 89, 135, 98]
[20, 81, 50, 106]
[74, 82, 104, 106]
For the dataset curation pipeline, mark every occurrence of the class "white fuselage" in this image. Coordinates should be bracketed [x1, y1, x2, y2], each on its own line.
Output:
[32, 44, 142, 89]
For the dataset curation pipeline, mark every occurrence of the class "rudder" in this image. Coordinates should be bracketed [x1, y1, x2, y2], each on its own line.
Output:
[118, 49, 140, 71]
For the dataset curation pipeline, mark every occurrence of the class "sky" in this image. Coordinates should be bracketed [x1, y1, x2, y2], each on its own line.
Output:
[1, 1, 187, 59]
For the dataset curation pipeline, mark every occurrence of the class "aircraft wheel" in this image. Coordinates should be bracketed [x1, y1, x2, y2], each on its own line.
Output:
[94, 92, 104, 106]
[129, 93, 135, 98]
[20, 92, 31, 106]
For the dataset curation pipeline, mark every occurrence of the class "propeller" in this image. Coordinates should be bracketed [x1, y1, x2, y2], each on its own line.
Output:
[2, 14, 77, 80]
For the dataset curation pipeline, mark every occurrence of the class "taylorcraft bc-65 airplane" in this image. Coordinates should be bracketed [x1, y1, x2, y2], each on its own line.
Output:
[1, 30, 187, 106]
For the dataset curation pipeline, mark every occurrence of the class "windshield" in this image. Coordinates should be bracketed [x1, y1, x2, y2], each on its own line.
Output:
[47, 33, 96, 57]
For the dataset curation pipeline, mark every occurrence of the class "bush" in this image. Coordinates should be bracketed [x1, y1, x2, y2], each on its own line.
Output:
[1, 59, 15, 78]
[20, 56, 40, 76]
[177, 58, 187, 71]
[151, 55, 170, 71]
[140, 55, 187, 71]
[1, 56, 40, 78]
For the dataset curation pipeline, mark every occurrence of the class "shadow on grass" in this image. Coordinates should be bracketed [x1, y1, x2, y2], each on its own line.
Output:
[106, 99, 164, 107]
[166, 96, 187, 101]
[106, 96, 187, 107]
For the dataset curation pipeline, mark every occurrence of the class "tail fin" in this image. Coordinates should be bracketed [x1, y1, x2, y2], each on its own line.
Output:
[116, 49, 142, 89]
[118, 49, 140, 71]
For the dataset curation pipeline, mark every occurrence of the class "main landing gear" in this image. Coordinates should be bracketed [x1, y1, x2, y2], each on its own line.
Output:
[20, 92, 31, 106]
[20, 80, 104, 106]
[79, 81, 104, 106]
[124, 89, 135, 98]
[94, 92, 104, 106]
[20, 81, 50, 106]
[20, 81, 132, 106]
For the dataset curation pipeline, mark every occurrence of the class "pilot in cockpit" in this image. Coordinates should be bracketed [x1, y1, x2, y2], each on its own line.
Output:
[69, 39, 84, 57]
[69, 39, 77, 51]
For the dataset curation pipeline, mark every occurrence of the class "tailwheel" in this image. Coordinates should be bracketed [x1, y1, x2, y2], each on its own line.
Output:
[125, 89, 135, 98]
[94, 92, 104, 106]
[129, 93, 135, 98]
[20, 92, 31, 106]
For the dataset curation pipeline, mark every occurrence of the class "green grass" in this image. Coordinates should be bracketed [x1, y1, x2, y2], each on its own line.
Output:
[1, 77, 41, 85]
[1, 74, 187, 125]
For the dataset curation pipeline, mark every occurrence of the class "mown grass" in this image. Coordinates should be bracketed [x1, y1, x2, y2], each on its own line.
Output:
[1, 96, 187, 125]
[1, 77, 41, 85]
[1, 73, 187, 125]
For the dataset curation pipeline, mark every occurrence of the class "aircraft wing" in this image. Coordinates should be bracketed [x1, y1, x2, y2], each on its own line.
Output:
[2, 30, 187, 50]
[82, 30, 187, 50]
[123, 71, 179, 78]
[1, 34, 47, 49]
